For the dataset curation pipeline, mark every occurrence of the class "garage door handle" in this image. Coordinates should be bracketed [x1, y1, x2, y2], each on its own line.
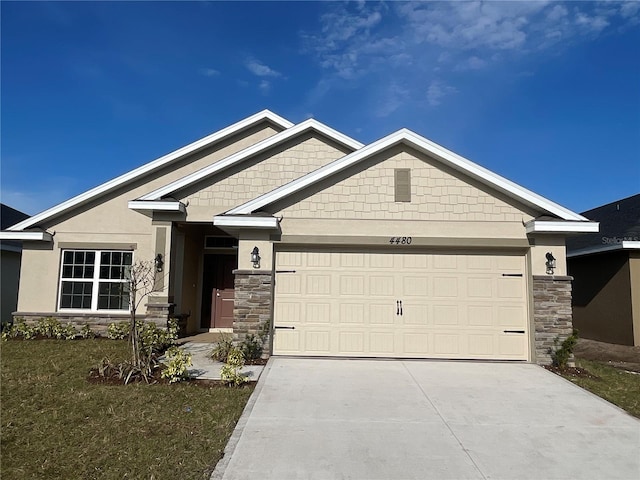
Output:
[274, 326, 295, 330]
[503, 330, 525, 334]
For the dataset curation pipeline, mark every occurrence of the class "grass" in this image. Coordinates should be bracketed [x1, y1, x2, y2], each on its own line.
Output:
[561, 358, 640, 418]
[1, 339, 254, 479]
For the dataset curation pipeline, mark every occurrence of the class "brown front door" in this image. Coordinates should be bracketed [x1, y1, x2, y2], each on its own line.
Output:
[201, 254, 236, 329]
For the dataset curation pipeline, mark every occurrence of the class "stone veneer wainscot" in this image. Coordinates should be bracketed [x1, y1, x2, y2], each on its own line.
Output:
[533, 275, 574, 365]
[233, 270, 273, 355]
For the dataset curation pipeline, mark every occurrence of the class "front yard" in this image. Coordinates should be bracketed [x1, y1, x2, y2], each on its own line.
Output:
[1, 340, 253, 479]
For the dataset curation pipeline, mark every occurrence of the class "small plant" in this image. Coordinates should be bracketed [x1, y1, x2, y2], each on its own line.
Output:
[553, 329, 579, 369]
[220, 347, 248, 386]
[107, 321, 130, 340]
[36, 317, 61, 338]
[14, 320, 37, 340]
[56, 323, 78, 340]
[80, 324, 96, 339]
[241, 334, 263, 361]
[95, 356, 159, 384]
[160, 347, 192, 383]
[210, 335, 234, 362]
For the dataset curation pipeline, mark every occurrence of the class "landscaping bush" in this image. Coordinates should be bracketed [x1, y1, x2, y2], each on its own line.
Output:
[553, 329, 579, 369]
[241, 334, 263, 361]
[210, 335, 234, 362]
[107, 321, 130, 340]
[220, 347, 249, 387]
[160, 346, 193, 383]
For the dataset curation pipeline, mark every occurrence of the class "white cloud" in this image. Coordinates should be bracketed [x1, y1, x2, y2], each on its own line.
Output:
[245, 58, 281, 77]
[575, 13, 610, 33]
[258, 80, 271, 94]
[455, 56, 487, 71]
[301, 2, 637, 110]
[375, 83, 410, 117]
[427, 81, 457, 107]
[199, 68, 220, 77]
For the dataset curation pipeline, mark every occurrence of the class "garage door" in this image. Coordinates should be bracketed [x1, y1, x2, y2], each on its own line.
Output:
[273, 250, 529, 360]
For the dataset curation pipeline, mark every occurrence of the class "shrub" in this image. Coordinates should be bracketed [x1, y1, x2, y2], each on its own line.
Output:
[14, 320, 37, 340]
[96, 356, 159, 385]
[55, 323, 78, 340]
[220, 347, 248, 386]
[80, 324, 96, 339]
[553, 329, 579, 369]
[107, 321, 130, 340]
[36, 317, 61, 338]
[210, 335, 234, 362]
[241, 334, 263, 361]
[160, 347, 192, 383]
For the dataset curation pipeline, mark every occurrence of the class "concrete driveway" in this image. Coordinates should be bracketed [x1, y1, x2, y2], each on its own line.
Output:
[213, 358, 640, 480]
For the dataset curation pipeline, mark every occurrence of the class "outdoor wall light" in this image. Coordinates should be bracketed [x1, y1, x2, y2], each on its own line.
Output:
[155, 253, 164, 273]
[545, 252, 556, 275]
[251, 246, 261, 269]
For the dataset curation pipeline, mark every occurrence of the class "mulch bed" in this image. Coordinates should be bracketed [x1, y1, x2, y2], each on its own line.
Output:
[544, 365, 600, 380]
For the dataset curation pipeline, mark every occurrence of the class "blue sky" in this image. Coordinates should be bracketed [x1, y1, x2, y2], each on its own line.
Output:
[1, 1, 639, 217]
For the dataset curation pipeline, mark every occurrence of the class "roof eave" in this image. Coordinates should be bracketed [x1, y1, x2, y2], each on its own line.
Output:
[128, 200, 186, 213]
[525, 220, 600, 234]
[7, 110, 293, 232]
[0, 231, 53, 242]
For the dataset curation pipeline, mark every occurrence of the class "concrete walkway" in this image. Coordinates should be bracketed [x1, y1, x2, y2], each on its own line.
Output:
[213, 358, 640, 480]
[177, 342, 264, 381]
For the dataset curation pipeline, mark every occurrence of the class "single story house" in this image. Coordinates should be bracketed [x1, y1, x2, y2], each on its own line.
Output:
[1, 110, 598, 364]
[1, 204, 30, 324]
[567, 194, 640, 346]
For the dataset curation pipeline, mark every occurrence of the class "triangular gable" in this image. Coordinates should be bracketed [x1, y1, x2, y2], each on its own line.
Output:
[227, 129, 589, 222]
[137, 119, 364, 202]
[8, 110, 293, 231]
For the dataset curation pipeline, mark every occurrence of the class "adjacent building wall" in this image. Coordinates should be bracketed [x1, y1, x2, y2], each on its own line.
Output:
[569, 251, 634, 346]
[1, 249, 22, 324]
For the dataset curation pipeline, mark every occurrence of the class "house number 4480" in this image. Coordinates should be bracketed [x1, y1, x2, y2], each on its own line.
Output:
[389, 237, 412, 245]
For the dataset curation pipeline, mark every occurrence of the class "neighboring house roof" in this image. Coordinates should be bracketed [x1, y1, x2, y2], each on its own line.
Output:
[1, 204, 29, 251]
[136, 118, 364, 202]
[226, 128, 592, 225]
[567, 193, 640, 257]
[7, 110, 293, 232]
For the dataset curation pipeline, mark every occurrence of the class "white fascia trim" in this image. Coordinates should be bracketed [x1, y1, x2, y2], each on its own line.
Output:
[0, 231, 53, 241]
[567, 241, 640, 258]
[139, 119, 364, 201]
[228, 129, 589, 220]
[525, 220, 600, 234]
[128, 200, 186, 212]
[213, 215, 279, 229]
[7, 110, 293, 232]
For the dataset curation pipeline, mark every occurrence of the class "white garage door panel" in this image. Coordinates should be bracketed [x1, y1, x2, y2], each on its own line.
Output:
[274, 251, 529, 360]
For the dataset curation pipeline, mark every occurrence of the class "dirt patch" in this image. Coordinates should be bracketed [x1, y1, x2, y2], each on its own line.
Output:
[544, 365, 599, 379]
[574, 338, 640, 373]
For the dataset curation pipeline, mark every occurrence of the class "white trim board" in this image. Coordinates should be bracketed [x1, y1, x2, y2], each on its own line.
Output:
[7, 110, 293, 231]
[128, 200, 186, 213]
[138, 118, 364, 201]
[525, 220, 600, 234]
[228, 129, 589, 222]
[568, 241, 640, 258]
[213, 215, 280, 230]
[0, 231, 53, 242]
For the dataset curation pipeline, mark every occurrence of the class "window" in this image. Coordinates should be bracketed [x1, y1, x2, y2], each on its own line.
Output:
[394, 168, 411, 202]
[59, 250, 133, 311]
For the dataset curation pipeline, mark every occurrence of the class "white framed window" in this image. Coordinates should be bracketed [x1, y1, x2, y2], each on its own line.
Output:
[58, 250, 133, 312]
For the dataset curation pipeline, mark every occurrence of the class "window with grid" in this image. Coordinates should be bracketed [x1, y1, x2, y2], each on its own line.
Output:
[59, 250, 133, 311]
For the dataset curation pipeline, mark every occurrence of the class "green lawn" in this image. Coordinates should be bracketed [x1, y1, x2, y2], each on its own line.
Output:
[1, 340, 254, 479]
[561, 359, 640, 418]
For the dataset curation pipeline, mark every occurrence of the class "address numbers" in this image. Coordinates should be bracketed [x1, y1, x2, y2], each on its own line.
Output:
[389, 236, 412, 245]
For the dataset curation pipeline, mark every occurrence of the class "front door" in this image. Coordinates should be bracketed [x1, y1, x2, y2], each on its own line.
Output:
[201, 254, 236, 329]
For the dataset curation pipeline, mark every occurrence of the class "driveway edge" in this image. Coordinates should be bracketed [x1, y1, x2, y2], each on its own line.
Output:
[210, 357, 274, 480]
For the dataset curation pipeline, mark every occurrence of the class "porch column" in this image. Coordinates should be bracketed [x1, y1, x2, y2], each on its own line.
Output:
[533, 275, 574, 365]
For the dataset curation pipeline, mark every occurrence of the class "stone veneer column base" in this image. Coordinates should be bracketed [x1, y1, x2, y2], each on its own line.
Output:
[533, 275, 574, 366]
[233, 270, 273, 357]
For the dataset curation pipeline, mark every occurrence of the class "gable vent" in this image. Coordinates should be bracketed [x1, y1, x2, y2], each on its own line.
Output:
[394, 168, 411, 202]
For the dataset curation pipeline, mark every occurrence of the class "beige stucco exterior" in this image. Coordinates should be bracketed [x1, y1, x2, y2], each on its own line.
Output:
[9, 111, 584, 362]
[16, 121, 282, 315]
